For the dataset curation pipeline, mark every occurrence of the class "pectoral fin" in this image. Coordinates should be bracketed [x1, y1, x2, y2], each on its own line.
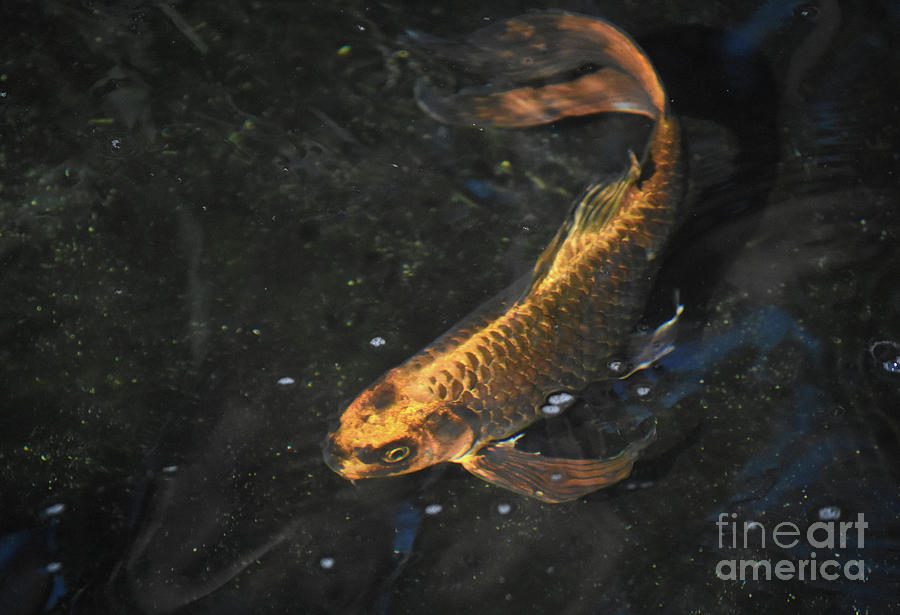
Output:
[621, 298, 684, 379]
[459, 422, 656, 503]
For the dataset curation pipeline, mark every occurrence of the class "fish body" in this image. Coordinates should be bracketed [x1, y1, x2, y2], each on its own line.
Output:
[324, 13, 681, 503]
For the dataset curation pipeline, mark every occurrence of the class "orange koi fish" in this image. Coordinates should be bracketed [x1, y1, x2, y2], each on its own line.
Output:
[324, 13, 681, 503]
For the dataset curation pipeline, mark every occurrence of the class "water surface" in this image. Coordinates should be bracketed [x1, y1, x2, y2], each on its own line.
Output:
[1, 1, 898, 613]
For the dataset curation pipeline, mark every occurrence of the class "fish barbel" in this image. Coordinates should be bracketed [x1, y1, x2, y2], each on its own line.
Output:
[324, 13, 681, 503]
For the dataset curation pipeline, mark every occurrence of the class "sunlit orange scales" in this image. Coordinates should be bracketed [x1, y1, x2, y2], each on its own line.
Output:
[324, 12, 683, 503]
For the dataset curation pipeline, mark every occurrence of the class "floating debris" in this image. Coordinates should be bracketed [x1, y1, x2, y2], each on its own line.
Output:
[156, 1, 209, 54]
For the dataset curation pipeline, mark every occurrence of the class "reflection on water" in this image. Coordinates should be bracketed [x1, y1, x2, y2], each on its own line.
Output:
[1, 0, 898, 614]
[0, 504, 66, 613]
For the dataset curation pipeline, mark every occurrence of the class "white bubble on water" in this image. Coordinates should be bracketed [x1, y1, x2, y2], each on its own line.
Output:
[43, 503, 65, 517]
[424, 504, 443, 515]
[320, 557, 335, 569]
[547, 392, 574, 405]
[745, 521, 763, 532]
[818, 506, 841, 521]
[868, 340, 900, 373]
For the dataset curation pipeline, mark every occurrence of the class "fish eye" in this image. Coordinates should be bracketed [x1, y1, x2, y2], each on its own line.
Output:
[382, 445, 410, 463]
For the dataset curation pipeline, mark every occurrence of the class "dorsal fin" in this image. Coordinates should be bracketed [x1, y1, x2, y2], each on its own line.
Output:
[524, 153, 641, 297]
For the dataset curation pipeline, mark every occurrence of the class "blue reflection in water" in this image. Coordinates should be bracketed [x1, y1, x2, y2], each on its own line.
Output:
[720, 0, 807, 97]
[659, 307, 836, 517]
[728, 386, 861, 517]
[0, 505, 66, 614]
[670, 307, 900, 601]
[722, 0, 803, 57]
[391, 501, 422, 565]
[373, 501, 422, 615]
[656, 305, 820, 409]
[464, 179, 507, 202]
[656, 306, 834, 516]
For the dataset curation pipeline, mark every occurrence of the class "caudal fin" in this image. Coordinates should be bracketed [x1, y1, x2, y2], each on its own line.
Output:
[410, 12, 668, 127]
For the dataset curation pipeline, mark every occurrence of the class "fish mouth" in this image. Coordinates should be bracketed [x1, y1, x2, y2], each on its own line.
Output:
[322, 433, 364, 479]
[321, 434, 344, 474]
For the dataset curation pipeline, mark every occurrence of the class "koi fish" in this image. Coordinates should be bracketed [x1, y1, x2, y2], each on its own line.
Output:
[323, 12, 682, 503]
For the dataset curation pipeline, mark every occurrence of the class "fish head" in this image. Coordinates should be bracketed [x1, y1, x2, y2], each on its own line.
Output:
[323, 369, 478, 479]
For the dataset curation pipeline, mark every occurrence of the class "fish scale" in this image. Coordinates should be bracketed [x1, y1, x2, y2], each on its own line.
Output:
[410, 168, 676, 442]
[324, 12, 682, 503]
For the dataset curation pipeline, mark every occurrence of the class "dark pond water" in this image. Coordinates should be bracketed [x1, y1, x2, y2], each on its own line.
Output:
[1, 1, 898, 613]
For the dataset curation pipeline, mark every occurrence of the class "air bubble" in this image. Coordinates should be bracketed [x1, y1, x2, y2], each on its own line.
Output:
[796, 4, 819, 20]
[424, 504, 443, 515]
[547, 392, 574, 405]
[818, 506, 841, 521]
[277, 377, 295, 385]
[370, 336, 386, 348]
[541, 404, 561, 416]
[497, 502, 511, 515]
[868, 340, 900, 374]
[320, 557, 335, 569]
[43, 503, 65, 517]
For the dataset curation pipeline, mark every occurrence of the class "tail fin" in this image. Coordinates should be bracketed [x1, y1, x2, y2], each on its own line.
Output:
[411, 13, 668, 127]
